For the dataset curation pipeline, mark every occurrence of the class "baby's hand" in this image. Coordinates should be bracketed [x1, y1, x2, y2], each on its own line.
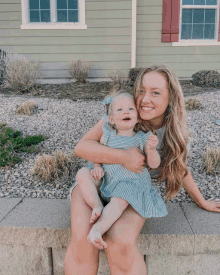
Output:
[90, 167, 104, 180]
[146, 134, 159, 150]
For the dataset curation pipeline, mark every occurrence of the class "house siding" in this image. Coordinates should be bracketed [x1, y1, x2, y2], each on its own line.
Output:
[136, 0, 220, 78]
[0, 0, 132, 79]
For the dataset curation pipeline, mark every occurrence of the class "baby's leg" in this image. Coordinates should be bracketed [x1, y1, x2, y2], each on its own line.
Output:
[87, 197, 129, 249]
[76, 167, 103, 223]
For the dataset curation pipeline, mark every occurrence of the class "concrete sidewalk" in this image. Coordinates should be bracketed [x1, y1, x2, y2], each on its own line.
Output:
[0, 198, 220, 275]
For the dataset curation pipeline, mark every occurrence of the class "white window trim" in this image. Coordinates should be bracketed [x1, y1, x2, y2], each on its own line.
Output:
[173, 1, 219, 46]
[20, 0, 87, 29]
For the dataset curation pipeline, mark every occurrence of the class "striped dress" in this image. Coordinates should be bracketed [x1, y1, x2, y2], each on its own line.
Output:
[98, 122, 168, 218]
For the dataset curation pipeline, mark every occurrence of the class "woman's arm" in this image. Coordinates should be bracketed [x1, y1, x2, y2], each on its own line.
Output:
[183, 170, 220, 212]
[74, 119, 146, 173]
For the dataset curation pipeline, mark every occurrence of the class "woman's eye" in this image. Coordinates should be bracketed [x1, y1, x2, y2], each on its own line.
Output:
[139, 90, 145, 94]
[153, 91, 160, 95]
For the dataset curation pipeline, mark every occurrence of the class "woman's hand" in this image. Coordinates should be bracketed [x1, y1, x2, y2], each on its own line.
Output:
[200, 199, 220, 213]
[122, 147, 146, 173]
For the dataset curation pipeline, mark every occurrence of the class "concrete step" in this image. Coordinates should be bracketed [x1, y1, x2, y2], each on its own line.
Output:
[0, 198, 219, 275]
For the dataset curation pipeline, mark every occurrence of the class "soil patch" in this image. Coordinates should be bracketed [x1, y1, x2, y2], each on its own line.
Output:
[0, 80, 218, 101]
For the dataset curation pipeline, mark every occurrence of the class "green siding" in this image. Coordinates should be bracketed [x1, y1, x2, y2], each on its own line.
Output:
[0, 1, 132, 79]
[136, 0, 220, 77]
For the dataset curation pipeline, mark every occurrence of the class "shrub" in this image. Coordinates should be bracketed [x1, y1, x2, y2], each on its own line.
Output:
[192, 70, 220, 88]
[0, 123, 45, 167]
[185, 97, 203, 110]
[68, 59, 92, 83]
[0, 49, 7, 85]
[108, 68, 128, 91]
[31, 150, 84, 182]
[16, 101, 37, 115]
[128, 67, 143, 84]
[203, 146, 220, 174]
[3, 53, 42, 92]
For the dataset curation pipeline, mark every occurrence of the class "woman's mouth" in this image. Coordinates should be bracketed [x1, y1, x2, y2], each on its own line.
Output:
[141, 106, 154, 111]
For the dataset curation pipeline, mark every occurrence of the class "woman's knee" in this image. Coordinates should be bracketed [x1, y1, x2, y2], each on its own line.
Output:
[104, 234, 136, 270]
[75, 167, 90, 182]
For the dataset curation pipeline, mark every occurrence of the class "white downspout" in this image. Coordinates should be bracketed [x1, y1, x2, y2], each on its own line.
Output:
[131, 0, 137, 68]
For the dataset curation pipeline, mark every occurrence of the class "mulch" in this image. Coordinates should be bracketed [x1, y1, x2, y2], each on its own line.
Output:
[0, 80, 219, 101]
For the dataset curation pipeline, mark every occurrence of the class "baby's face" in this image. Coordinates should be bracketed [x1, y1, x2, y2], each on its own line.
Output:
[109, 96, 138, 131]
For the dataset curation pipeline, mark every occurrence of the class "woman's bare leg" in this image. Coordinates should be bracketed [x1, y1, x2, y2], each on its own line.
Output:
[87, 197, 129, 249]
[104, 205, 147, 275]
[76, 167, 103, 223]
[64, 185, 100, 275]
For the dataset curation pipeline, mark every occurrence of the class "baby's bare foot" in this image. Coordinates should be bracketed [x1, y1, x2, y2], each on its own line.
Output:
[90, 205, 103, 223]
[87, 227, 107, 250]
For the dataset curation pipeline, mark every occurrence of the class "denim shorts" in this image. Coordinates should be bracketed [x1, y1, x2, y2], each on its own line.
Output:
[69, 181, 109, 206]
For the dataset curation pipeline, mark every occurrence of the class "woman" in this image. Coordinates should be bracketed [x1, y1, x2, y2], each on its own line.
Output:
[65, 65, 220, 275]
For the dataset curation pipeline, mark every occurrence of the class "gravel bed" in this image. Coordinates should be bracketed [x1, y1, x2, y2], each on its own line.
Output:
[0, 91, 219, 202]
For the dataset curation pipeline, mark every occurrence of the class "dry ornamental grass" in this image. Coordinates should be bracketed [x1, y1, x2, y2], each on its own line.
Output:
[31, 150, 85, 182]
[68, 59, 92, 83]
[185, 97, 203, 110]
[1, 52, 42, 92]
[16, 100, 36, 115]
[203, 147, 220, 174]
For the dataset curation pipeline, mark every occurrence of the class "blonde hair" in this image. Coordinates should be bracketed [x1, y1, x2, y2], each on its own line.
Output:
[133, 64, 189, 200]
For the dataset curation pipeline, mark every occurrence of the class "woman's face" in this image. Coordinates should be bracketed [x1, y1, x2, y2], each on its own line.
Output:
[136, 71, 170, 127]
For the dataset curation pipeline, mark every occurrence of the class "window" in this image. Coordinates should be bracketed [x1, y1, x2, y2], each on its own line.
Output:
[21, 0, 87, 29]
[180, 0, 219, 40]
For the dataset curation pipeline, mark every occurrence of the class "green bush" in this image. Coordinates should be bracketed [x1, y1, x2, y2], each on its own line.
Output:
[0, 123, 45, 167]
[192, 70, 220, 88]
[128, 67, 143, 84]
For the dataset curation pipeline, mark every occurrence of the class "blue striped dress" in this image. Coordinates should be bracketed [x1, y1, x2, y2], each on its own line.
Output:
[98, 122, 168, 218]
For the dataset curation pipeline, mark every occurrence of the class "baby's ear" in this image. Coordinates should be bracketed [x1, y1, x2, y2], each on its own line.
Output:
[108, 115, 113, 124]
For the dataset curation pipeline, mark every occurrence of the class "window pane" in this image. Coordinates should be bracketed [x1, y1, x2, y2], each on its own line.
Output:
[41, 10, 50, 22]
[205, 9, 215, 23]
[57, 0, 67, 9]
[193, 9, 204, 23]
[192, 24, 204, 38]
[29, 0, 39, 10]
[194, 0, 205, 5]
[30, 10, 40, 22]
[57, 10, 67, 22]
[40, 0, 50, 10]
[206, 0, 217, 5]
[68, 10, 78, 22]
[182, 9, 192, 23]
[204, 24, 215, 39]
[181, 24, 192, 39]
[182, 0, 193, 4]
[69, 0, 78, 9]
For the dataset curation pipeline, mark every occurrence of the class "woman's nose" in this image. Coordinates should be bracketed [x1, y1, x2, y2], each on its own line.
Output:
[142, 92, 151, 103]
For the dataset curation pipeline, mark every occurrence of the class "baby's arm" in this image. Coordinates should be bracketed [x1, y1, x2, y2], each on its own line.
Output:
[144, 134, 161, 169]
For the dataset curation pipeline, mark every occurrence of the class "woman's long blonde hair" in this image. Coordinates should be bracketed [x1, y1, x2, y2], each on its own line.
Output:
[133, 64, 189, 200]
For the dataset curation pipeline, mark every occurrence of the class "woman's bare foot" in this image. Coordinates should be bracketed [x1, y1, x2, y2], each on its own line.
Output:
[90, 204, 103, 223]
[87, 227, 107, 250]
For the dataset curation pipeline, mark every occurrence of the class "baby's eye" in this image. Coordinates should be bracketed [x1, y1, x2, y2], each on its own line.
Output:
[139, 90, 145, 94]
[129, 108, 134, 110]
[117, 108, 122, 111]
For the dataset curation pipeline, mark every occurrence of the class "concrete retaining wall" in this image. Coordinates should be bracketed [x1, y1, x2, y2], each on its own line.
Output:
[0, 198, 219, 275]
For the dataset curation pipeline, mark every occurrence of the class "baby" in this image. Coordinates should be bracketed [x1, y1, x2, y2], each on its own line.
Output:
[76, 92, 167, 250]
